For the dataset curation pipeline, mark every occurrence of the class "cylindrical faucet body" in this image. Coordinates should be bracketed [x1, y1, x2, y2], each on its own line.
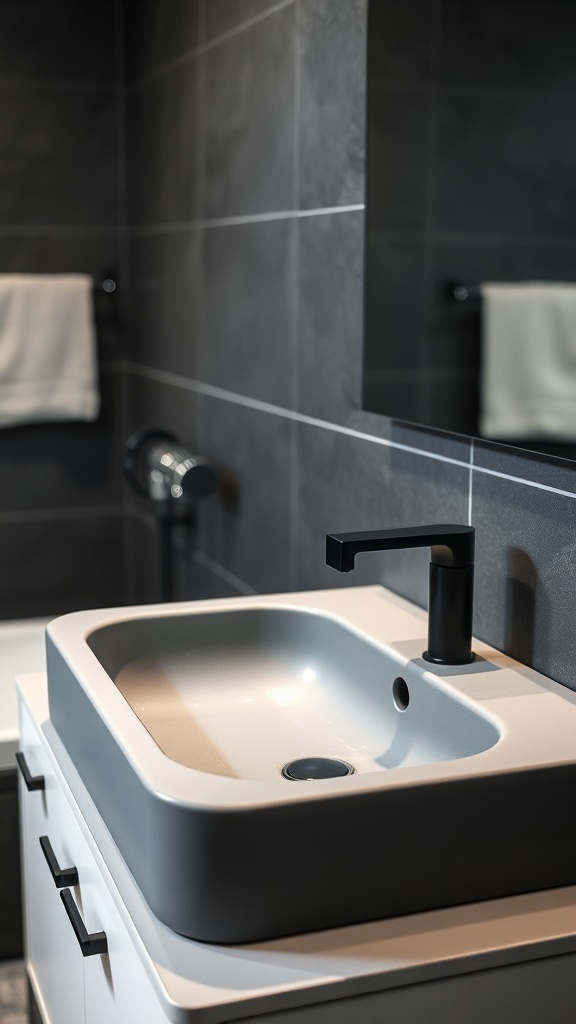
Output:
[146, 442, 218, 502]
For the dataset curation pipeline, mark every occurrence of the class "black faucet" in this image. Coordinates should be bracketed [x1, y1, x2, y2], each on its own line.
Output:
[325, 524, 475, 665]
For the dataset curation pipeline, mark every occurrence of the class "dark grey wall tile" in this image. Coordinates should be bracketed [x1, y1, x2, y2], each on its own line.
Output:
[0, 374, 123, 515]
[0, 86, 118, 227]
[125, 0, 200, 81]
[0, 1, 117, 83]
[474, 441, 576, 494]
[194, 395, 293, 594]
[366, 89, 429, 230]
[174, 542, 248, 601]
[129, 373, 200, 443]
[392, 422, 471, 463]
[203, 0, 285, 42]
[127, 62, 199, 226]
[368, 0, 434, 84]
[296, 422, 470, 608]
[130, 231, 201, 376]
[472, 471, 576, 689]
[435, 93, 576, 236]
[202, 5, 295, 218]
[440, 0, 576, 95]
[298, 211, 363, 421]
[0, 514, 124, 619]
[200, 220, 296, 407]
[299, 0, 366, 209]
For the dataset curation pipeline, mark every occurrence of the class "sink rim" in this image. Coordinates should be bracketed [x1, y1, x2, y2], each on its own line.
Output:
[45, 585, 576, 810]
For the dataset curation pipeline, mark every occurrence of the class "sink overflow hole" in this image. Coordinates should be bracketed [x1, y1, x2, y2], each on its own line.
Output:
[282, 757, 356, 781]
[392, 677, 410, 712]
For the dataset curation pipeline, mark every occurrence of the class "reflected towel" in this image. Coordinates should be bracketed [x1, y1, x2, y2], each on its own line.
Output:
[0, 273, 99, 426]
[480, 282, 576, 440]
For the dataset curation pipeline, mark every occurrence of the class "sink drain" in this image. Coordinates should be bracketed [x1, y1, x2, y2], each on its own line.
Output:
[281, 757, 355, 780]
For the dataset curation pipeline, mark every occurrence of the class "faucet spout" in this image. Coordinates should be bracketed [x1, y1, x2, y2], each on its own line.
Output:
[326, 524, 475, 665]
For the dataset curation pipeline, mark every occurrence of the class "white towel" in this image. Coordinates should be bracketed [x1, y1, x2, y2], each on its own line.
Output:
[480, 282, 576, 441]
[0, 273, 99, 426]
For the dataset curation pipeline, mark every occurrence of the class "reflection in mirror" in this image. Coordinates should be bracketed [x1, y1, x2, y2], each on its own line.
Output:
[363, 0, 576, 459]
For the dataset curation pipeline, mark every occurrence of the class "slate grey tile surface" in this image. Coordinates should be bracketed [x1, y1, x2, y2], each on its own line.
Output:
[127, 61, 199, 226]
[130, 231, 201, 377]
[125, 0, 200, 81]
[0, 86, 118, 227]
[296, 422, 470, 608]
[299, 0, 367, 210]
[473, 442, 576, 494]
[0, 1, 116, 82]
[440, 0, 576, 95]
[298, 210, 363, 422]
[472, 470, 576, 690]
[194, 394, 293, 594]
[203, 0, 286, 42]
[129, 373, 201, 447]
[200, 219, 296, 407]
[364, 232, 428, 372]
[435, 93, 576, 236]
[202, 4, 295, 218]
[0, 514, 125, 619]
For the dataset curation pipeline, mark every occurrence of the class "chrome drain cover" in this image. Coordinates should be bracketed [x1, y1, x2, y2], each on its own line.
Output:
[281, 757, 355, 781]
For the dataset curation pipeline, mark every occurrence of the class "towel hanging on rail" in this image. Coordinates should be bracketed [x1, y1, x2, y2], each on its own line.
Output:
[479, 281, 576, 441]
[0, 273, 99, 427]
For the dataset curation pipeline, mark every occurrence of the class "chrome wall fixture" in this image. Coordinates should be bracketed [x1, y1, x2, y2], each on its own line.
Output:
[124, 428, 219, 601]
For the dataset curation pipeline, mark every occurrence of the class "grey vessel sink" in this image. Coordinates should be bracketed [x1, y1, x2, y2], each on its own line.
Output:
[46, 586, 576, 943]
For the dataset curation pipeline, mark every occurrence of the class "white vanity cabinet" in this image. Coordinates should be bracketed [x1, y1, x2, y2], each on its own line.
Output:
[16, 673, 576, 1024]
[18, 701, 167, 1024]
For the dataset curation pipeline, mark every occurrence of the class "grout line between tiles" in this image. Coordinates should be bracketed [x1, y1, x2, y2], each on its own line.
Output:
[129, 204, 365, 235]
[129, 362, 576, 498]
[127, 0, 297, 92]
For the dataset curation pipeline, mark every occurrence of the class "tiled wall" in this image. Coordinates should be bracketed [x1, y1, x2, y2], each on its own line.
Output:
[124, 0, 576, 694]
[364, 0, 576, 437]
[0, 0, 126, 618]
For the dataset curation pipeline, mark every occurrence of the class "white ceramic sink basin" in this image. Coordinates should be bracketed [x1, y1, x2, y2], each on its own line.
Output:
[46, 586, 576, 943]
[88, 606, 498, 780]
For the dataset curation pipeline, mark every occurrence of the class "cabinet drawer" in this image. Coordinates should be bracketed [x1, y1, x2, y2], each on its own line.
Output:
[19, 703, 168, 1024]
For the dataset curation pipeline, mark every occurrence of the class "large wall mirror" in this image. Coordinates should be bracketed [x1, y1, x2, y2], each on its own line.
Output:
[363, 0, 576, 458]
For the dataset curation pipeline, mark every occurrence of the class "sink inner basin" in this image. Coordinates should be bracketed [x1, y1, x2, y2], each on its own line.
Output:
[87, 608, 498, 780]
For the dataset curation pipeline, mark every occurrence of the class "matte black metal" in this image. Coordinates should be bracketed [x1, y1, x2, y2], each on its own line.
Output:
[424, 564, 474, 665]
[282, 757, 355, 780]
[15, 752, 44, 792]
[326, 524, 475, 665]
[60, 889, 108, 957]
[39, 836, 79, 888]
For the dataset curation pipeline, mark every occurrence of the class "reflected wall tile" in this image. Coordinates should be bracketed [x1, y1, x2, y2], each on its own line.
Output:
[366, 89, 429, 230]
[200, 219, 296, 407]
[440, 0, 576, 95]
[202, 5, 295, 219]
[367, 0, 434, 83]
[299, 0, 366, 209]
[435, 94, 576, 236]
[298, 210, 363, 422]
[0, 86, 118, 226]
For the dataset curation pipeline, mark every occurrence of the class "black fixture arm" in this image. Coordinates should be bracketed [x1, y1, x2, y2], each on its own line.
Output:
[326, 524, 474, 573]
[326, 525, 475, 666]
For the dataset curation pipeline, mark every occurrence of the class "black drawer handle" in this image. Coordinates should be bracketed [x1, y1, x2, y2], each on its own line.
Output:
[39, 836, 79, 888]
[15, 752, 44, 791]
[60, 889, 108, 957]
